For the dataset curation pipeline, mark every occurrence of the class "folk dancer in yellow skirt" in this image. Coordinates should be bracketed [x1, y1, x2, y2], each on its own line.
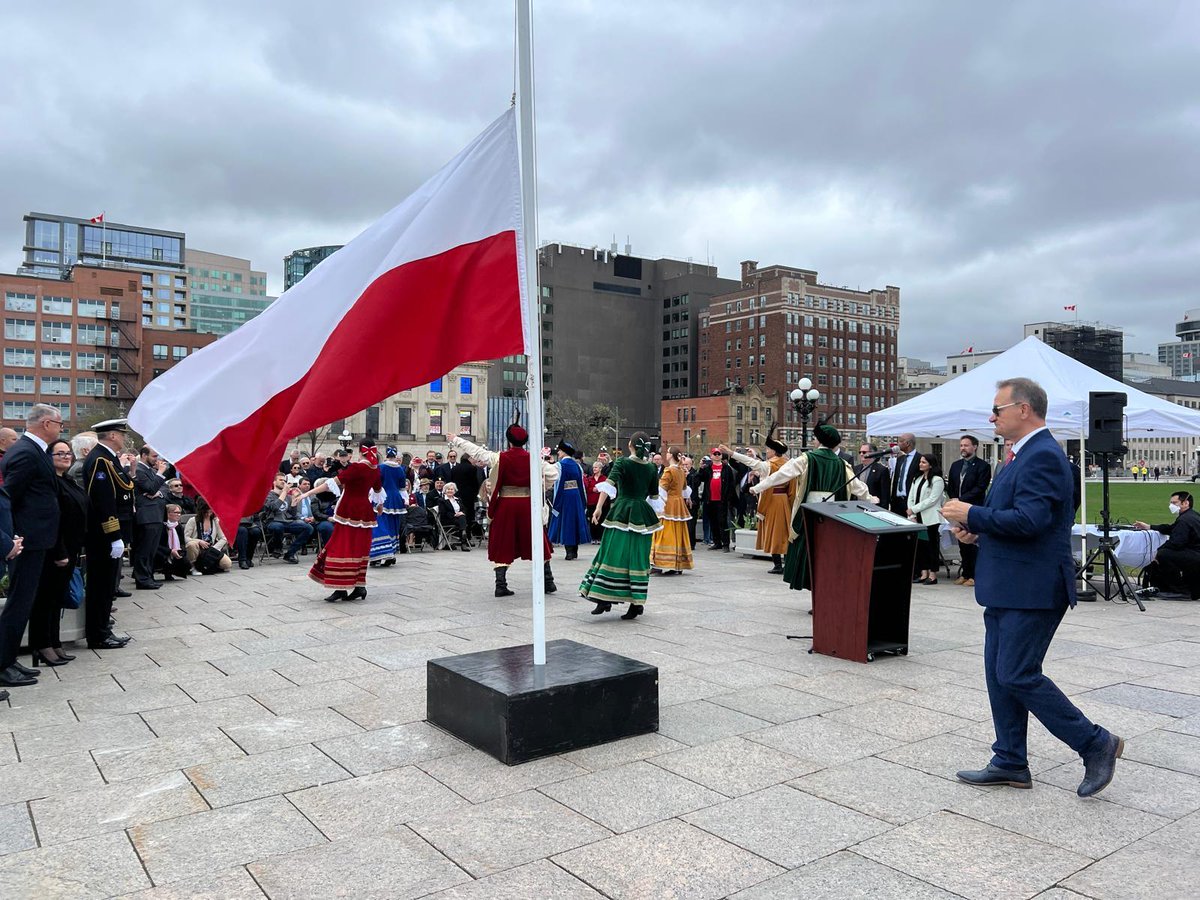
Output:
[720, 423, 794, 575]
[750, 420, 876, 601]
[650, 446, 694, 575]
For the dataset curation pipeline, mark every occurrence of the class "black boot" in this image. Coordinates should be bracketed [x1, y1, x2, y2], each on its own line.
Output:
[347, 586, 367, 601]
[620, 604, 644, 620]
[544, 561, 557, 594]
[565, 546, 577, 560]
[324, 590, 349, 602]
[495, 567, 515, 598]
[769, 554, 784, 575]
[590, 601, 613, 615]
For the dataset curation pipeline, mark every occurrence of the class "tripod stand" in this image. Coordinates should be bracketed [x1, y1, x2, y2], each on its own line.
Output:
[1078, 454, 1145, 611]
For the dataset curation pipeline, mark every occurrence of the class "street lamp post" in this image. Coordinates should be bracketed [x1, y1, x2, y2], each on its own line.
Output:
[338, 429, 353, 451]
[789, 378, 821, 448]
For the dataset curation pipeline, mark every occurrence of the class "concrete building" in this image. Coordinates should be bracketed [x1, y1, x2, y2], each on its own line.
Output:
[2, 266, 216, 431]
[698, 261, 899, 448]
[186, 249, 274, 335]
[283, 245, 342, 291]
[898, 357, 950, 403]
[1024, 321, 1123, 381]
[944, 349, 1004, 379]
[660, 384, 779, 459]
[1157, 308, 1200, 380]
[1120, 378, 1200, 475]
[21, 212, 190, 330]
[1123, 352, 1173, 383]
[489, 242, 740, 432]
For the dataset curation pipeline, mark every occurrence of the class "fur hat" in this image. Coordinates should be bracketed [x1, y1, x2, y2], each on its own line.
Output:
[764, 422, 788, 456]
[505, 408, 528, 446]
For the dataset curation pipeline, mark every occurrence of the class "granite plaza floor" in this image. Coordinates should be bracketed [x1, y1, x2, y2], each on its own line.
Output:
[2, 542, 1199, 899]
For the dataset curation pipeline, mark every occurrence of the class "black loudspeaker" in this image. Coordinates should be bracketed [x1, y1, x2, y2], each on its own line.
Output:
[1087, 391, 1127, 454]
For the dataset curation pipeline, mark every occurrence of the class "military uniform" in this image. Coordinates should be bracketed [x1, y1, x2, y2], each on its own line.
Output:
[82, 439, 134, 646]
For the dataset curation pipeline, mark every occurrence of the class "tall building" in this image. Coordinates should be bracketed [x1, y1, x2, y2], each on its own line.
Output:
[186, 249, 274, 335]
[21, 212, 190, 329]
[698, 261, 900, 445]
[1024, 321, 1123, 380]
[489, 242, 739, 431]
[1157, 308, 1200, 379]
[283, 245, 342, 291]
[2, 266, 215, 431]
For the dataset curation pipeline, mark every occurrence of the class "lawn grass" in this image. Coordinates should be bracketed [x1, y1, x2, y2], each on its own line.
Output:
[1080, 479, 1194, 527]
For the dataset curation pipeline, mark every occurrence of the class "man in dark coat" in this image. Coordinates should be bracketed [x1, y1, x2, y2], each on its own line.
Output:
[857, 443, 892, 510]
[948, 435, 992, 586]
[450, 452, 484, 536]
[697, 448, 740, 552]
[133, 445, 169, 590]
[889, 433, 920, 517]
[83, 420, 136, 649]
[0, 404, 63, 686]
[1134, 490, 1200, 597]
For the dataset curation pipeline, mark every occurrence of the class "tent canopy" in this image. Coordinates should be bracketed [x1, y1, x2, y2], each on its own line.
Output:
[867, 336, 1200, 440]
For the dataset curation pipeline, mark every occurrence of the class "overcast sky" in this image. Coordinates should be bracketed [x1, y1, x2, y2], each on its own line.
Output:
[2, 0, 1197, 362]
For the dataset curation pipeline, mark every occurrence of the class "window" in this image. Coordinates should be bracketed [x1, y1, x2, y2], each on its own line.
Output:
[156, 316, 169, 326]
[3, 374, 35, 394]
[41, 350, 72, 369]
[77, 324, 106, 345]
[76, 352, 104, 371]
[42, 296, 73, 315]
[4, 319, 35, 341]
[395, 407, 412, 435]
[430, 378, 443, 393]
[3, 402, 33, 420]
[157, 274, 171, 286]
[78, 299, 105, 318]
[41, 376, 71, 395]
[458, 410, 472, 434]
[156, 289, 171, 300]
[736, 406, 743, 421]
[459, 376, 473, 395]
[42, 321, 72, 344]
[4, 292, 36, 312]
[152, 345, 168, 360]
[428, 408, 443, 435]
[4, 347, 34, 367]
[76, 378, 106, 396]
[172, 346, 187, 360]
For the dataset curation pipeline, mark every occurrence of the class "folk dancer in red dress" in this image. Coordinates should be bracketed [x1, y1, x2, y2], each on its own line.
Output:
[450, 412, 558, 597]
[308, 439, 384, 602]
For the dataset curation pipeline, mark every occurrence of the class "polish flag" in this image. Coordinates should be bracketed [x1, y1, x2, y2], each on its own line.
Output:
[130, 109, 526, 527]
[90, 212, 105, 224]
[1063, 304, 1076, 311]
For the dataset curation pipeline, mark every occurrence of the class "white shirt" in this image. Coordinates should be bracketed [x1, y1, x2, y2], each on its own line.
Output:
[24, 432, 48, 451]
[1011, 426, 1050, 457]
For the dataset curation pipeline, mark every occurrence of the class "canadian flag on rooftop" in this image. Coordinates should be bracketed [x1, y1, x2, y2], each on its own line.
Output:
[961, 346, 973, 353]
[90, 212, 104, 224]
[1063, 304, 1076, 311]
[130, 108, 526, 527]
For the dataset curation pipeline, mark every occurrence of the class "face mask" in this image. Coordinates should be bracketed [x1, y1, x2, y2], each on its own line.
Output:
[1169, 503, 1182, 516]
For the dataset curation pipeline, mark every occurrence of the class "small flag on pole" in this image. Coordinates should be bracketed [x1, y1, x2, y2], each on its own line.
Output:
[961, 346, 973, 354]
[1063, 304, 1076, 311]
[89, 212, 105, 224]
[1185, 353, 1192, 359]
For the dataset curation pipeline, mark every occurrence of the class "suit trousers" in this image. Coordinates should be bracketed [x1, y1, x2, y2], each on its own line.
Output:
[85, 545, 119, 644]
[134, 521, 164, 586]
[983, 604, 1105, 770]
[960, 541, 979, 579]
[0, 548, 47, 668]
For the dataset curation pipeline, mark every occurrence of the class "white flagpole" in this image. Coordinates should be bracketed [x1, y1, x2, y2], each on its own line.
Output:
[516, 0, 547, 666]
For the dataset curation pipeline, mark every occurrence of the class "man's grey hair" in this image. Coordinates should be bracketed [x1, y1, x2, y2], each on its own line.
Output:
[71, 431, 98, 456]
[28, 403, 60, 426]
[997, 377, 1048, 419]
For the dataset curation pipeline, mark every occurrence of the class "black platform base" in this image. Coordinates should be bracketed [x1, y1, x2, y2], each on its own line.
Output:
[426, 638, 659, 765]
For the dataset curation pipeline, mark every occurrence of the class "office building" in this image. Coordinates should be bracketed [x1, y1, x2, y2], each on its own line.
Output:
[2, 266, 215, 431]
[660, 384, 778, 459]
[489, 242, 740, 432]
[1123, 352, 1172, 383]
[1157, 309, 1200, 380]
[698, 261, 900, 446]
[1024, 321, 1123, 380]
[186, 249, 274, 335]
[21, 212, 190, 329]
[944, 348, 1003, 378]
[284, 245, 342, 291]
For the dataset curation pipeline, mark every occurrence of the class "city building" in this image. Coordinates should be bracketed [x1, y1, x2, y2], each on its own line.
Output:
[2, 266, 215, 431]
[1123, 352, 1173, 383]
[1024, 321, 1123, 380]
[21, 212, 190, 329]
[944, 348, 1003, 378]
[186, 249, 274, 335]
[698, 260, 900, 448]
[489, 242, 740, 432]
[283, 245, 342, 291]
[1157, 308, 1200, 380]
[898, 357, 950, 403]
[659, 384, 778, 459]
[1121, 377, 1200, 475]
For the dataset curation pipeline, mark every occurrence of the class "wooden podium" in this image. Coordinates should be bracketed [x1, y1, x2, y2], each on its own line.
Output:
[800, 501, 924, 663]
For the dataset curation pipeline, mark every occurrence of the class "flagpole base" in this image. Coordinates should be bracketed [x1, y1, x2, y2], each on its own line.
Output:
[426, 639, 658, 765]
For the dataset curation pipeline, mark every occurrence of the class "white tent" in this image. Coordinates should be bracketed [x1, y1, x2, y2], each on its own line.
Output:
[866, 335, 1200, 529]
[867, 336, 1200, 440]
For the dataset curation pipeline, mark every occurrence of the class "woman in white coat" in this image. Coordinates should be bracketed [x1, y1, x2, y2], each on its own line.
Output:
[906, 453, 946, 585]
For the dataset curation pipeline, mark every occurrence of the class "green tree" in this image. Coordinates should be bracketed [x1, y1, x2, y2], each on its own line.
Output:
[544, 399, 623, 456]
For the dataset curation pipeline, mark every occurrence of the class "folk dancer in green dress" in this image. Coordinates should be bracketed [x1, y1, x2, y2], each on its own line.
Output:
[751, 420, 876, 595]
[580, 432, 663, 619]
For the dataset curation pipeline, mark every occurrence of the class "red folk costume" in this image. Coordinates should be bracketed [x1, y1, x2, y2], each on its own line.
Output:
[309, 449, 383, 592]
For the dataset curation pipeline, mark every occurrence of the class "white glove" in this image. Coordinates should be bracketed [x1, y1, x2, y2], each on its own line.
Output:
[110, 539, 125, 559]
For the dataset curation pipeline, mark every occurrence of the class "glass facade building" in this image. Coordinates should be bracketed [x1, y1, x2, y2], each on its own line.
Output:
[283, 245, 343, 291]
[186, 249, 274, 335]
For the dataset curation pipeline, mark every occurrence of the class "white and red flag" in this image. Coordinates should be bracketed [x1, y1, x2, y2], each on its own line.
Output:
[90, 212, 105, 224]
[1063, 304, 1076, 311]
[130, 108, 526, 527]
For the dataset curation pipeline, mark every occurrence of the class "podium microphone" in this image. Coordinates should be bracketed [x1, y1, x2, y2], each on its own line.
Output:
[860, 448, 894, 460]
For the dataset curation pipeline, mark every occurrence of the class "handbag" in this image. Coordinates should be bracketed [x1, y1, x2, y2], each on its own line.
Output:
[63, 566, 84, 609]
[195, 546, 225, 575]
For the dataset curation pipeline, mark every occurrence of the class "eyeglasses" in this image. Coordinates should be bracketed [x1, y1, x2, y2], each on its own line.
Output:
[991, 402, 1021, 416]
[51, 451, 73, 458]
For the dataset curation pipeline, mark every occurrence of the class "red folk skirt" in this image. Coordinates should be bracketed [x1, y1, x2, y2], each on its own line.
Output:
[308, 523, 372, 588]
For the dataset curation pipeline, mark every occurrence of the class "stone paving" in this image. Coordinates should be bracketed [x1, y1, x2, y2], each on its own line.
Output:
[2, 543, 1200, 899]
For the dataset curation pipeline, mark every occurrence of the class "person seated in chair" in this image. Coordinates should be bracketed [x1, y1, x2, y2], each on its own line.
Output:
[157, 504, 191, 580]
[184, 498, 232, 573]
[261, 473, 313, 563]
[1134, 491, 1200, 598]
[291, 477, 333, 551]
[441, 482, 471, 550]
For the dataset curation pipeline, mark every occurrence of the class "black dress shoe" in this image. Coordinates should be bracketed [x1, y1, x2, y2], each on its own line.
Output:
[0, 665, 39, 686]
[115, 589, 132, 598]
[955, 763, 1032, 788]
[32, 650, 68, 667]
[283, 555, 299, 564]
[1078, 732, 1124, 797]
[238, 560, 250, 570]
[768, 564, 784, 574]
[246, 559, 255, 568]
[53, 649, 76, 661]
[347, 586, 367, 601]
[162, 574, 176, 582]
[324, 590, 349, 602]
[11, 661, 39, 678]
[136, 582, 160, 590]
[88, 637, 128, 650]
[0, 689, 8, 701]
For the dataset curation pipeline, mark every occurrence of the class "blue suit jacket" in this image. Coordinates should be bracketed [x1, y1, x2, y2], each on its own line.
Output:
[0, 486, 14, 562]
[967, 428, 1077, 609]
[0, 434, 61, 551]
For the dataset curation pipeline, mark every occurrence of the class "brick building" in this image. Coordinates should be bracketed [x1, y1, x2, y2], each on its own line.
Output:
[2, 266, 216, 431]
[698, 261, 900, 447]
[659, 384, 778, 459]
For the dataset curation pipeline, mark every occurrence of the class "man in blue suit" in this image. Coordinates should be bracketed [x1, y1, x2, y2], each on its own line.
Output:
[942, 378, 1121, 798]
